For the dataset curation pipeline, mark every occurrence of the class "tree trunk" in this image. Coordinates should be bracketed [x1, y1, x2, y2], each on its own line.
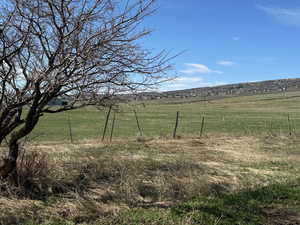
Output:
[0, 113, 40, 179]
[0, 141, 19, 179]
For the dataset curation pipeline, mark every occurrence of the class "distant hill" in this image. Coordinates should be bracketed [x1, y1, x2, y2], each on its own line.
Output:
[130, 78, 300, 101]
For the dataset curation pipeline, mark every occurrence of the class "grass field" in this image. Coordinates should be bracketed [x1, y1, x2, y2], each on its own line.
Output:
[1, 135, 300, 224]
[31, 91, 300, 142]
[1, 91, 300, 224]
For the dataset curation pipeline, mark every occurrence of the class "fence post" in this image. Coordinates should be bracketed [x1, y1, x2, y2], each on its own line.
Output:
[110, 112, 116, 142]
[200, 116, 205, 137]
[67, 112, 73, 143]
[102, 105, 112, 141]
[288, 114, 292, 136]
[133, 109, 143, 136]
[173, 111, 180, 139]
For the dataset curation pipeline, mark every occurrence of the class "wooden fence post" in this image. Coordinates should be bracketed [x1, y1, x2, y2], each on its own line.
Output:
[102, 105, 112, 141]
[288, 114, 292, 136]
[200, 116, 205, 137]
[173, 111, 180, 139]
[67, 113, 73, 143]
[110, 112, 116, 142]
[133, 109, 143, 136]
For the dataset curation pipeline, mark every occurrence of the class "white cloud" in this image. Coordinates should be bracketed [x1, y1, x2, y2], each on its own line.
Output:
[180, 63, 223, 74]
[232, 36, 240, 41]
[217, 60, 236, 67]
[257, 5, 300, 26]
[159, 76, 226, 92]
[175, 77, 203, 83]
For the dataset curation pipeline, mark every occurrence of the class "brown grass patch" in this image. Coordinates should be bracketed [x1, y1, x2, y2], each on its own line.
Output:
[0, 134, 300, 224]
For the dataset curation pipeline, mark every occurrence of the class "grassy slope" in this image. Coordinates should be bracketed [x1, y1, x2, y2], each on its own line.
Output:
[1, 91, 300, 224]
[31, 91, 300, 142]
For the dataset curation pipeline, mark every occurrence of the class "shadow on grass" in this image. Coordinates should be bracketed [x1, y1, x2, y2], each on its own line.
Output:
[17, 180, 300, 225]
[171, 180, 300, 225]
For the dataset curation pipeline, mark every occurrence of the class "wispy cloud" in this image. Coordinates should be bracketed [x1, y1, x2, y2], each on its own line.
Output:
[217, 60, 236, 67]
[180, 63, 223, 74]
[257, 5, 300, 26]
[160, 76, 226, 91]
[232, 36, 240, 41]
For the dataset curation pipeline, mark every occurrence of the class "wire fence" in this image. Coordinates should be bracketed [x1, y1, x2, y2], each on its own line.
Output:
[29, 108, 300, 143]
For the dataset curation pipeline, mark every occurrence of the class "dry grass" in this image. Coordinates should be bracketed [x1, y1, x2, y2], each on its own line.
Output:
[0, 134, 300, 224]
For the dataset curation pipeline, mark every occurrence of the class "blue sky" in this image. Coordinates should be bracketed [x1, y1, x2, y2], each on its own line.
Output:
[140, 0, 300, 91]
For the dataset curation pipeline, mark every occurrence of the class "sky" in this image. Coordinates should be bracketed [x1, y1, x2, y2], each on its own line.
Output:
[140, 0, 300, 91]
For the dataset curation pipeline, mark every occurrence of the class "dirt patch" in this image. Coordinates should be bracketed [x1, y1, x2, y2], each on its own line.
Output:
[262, 206, 300, 225]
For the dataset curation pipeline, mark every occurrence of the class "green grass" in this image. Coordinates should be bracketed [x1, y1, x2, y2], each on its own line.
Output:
[97, 181, 300, 225]
[20, 181, 300, 225]
[30, 91, 300, 142]
[171, 181, 300, 225]
[4, 91, 300, 225]
[6, 134, 299, 225]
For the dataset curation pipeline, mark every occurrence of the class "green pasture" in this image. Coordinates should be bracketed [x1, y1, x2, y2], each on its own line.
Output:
[31, 91, 300, 142]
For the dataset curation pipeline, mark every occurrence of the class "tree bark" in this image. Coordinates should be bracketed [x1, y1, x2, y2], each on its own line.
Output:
[0, 115, 39, 179]
[0, 137, 19, 179]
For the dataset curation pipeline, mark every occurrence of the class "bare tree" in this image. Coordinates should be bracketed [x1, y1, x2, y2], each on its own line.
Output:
[0, 0, 171, 179]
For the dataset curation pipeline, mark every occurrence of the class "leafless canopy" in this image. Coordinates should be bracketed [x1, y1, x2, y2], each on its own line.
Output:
[0, 0, 171, 178]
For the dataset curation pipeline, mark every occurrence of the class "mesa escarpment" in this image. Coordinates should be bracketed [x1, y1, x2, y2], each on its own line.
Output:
[132, 78, 300, 100]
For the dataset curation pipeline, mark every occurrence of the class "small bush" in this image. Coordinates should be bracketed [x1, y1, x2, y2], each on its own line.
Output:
[16, 151, 53, 198]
